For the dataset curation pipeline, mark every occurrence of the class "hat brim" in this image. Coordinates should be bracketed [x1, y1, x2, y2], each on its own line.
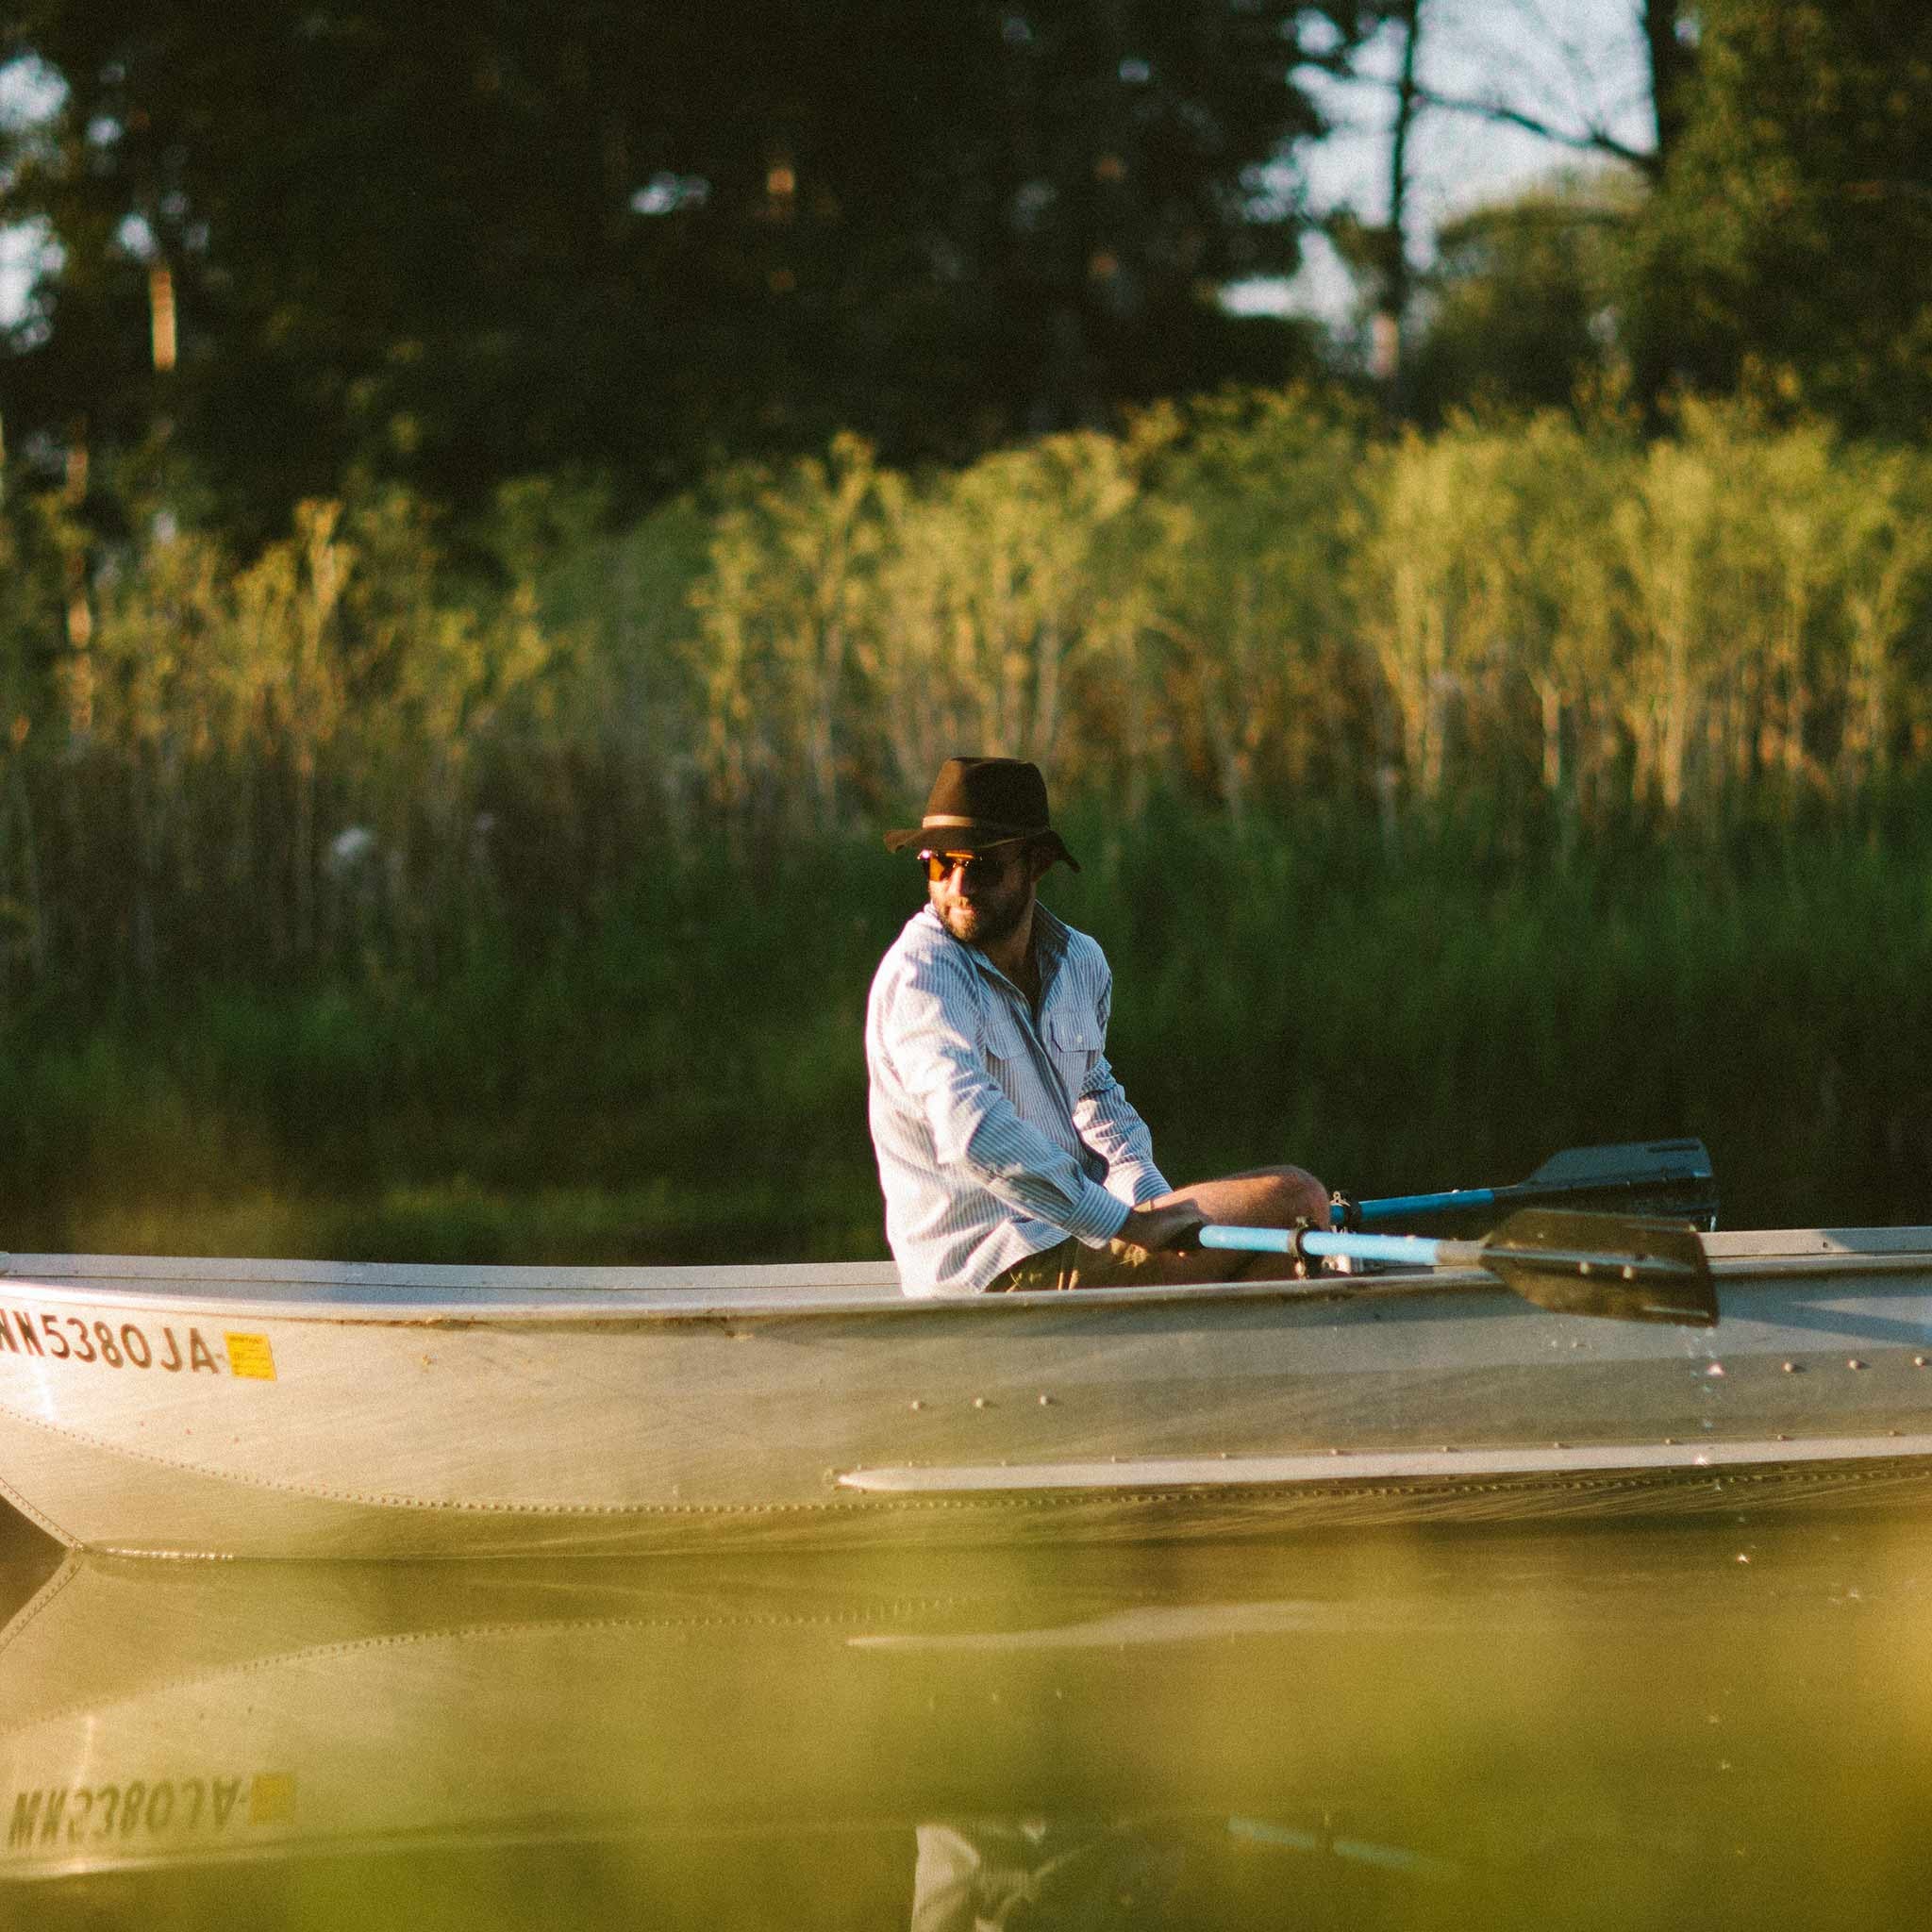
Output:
[884, 824, 1079, 871]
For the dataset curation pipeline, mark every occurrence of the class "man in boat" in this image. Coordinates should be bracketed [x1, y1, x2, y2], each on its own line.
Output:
[867, 756, 1327, 1295]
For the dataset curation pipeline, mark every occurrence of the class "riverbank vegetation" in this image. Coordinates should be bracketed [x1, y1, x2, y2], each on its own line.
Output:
[6, 804, 1930, 1258]
[3, 397, 1930, 1256]
[4, 397, 1929, 999]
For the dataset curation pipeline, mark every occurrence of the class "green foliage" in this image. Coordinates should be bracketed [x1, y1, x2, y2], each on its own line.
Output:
[0, 2, 1357, 529]
[1, 399, 1929, 1255]
[3, 398, 1931, 1006]
[9, 807, 1932, 1258]
[1131, 390, 1369, 815]
[1630, 0, 1932, 435]
[1342, 3, 1932, 438]
[1407, 175, 1641, 424]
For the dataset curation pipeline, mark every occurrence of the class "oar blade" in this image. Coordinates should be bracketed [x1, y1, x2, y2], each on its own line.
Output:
[1480, 1209, 1718, 1328]
[1517, 1139, 1718, 1229]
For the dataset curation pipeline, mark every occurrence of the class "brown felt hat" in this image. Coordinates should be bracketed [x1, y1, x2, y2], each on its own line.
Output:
[884, 757, 1080, 871]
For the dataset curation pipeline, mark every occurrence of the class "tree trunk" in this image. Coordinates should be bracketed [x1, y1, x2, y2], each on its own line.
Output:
[1376, 0, 1424, 415]
[1641, 0, 1696, 171]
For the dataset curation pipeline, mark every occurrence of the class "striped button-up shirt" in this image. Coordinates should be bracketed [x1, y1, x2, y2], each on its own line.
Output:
[865, 904, 1171, 1296]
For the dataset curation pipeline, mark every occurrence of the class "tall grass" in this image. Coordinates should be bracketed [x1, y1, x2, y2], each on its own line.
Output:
[2, 396, 1930, 1256]
[5, 806, 1929, 1258]
[3, 395, 1930, 1006]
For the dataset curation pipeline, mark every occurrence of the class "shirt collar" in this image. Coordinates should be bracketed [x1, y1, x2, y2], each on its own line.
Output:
[918, 901, 1072, 1006]
[1030, 904, 1072, 985]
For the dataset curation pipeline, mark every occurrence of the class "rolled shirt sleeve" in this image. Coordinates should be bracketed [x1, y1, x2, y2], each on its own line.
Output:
[1074, 1056, 1170, 1209]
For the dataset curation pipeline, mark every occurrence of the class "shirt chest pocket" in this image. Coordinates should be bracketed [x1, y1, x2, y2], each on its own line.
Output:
[1046, 1009, 1101, 1095]
[980, 1008, 1036, 1088]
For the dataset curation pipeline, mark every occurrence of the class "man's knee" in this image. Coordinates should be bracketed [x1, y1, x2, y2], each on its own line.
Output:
[1258, 1164, 1329, 1225]
[1180, 1164, 1328, 1230]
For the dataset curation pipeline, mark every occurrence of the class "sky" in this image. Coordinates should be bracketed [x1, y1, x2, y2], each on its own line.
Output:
[0, 2, 1658, 334]
[0, 55, 61, 328]
[1261, 0, 1657, 325]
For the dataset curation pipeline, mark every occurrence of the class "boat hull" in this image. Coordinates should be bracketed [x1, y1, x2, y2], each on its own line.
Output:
[4, 1231, 1932, 1558]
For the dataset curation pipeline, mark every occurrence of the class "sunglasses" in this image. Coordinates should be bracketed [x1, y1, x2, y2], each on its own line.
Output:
[919, 838, 1029, 884]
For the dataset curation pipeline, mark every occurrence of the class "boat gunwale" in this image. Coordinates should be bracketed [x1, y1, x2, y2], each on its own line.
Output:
[0, 1227, 1928, 1329]
[7, 1224, 1925, 1288]
[0, 1264, 1431, 1327]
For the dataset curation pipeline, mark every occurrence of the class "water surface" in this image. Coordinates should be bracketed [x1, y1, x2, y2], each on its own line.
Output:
[4, 1499, 1931, 1928]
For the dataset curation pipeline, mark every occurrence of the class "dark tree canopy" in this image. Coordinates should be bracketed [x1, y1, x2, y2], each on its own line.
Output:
[0, 2, 1369, 533]
[1633, 0, 1932, 436]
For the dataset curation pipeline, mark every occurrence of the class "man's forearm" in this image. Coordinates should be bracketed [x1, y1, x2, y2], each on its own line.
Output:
[958, 1116, 1132, 1245]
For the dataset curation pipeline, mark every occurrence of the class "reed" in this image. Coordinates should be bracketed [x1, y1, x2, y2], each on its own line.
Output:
[3, 397, 1929, 1010]
[3, 398, 1930, 1257]
[5, 805, 1928, 1259]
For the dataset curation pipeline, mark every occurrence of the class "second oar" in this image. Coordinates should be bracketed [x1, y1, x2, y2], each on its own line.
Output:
[1203, 1208, 1718, 1328]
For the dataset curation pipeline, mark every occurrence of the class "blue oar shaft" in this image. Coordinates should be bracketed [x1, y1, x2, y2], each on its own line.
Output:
[1200, 1225, 1457, 1268]
[1341, 1186, 1495, 1227]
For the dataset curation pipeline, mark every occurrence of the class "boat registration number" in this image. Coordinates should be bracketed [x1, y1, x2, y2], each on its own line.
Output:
[8, 1770, 293, 1856]
[0, 1309, 275, 1381]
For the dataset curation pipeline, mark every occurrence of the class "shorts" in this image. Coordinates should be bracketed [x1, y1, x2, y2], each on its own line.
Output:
[988, 1231, 1266, 1292]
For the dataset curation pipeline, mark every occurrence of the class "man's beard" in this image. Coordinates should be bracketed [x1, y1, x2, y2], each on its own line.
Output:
[932, 878, 1031, 950]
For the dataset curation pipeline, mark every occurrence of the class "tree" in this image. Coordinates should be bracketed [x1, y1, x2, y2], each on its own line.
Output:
[1630, 0, 1932, 437]
[1404, 174, 1640, 422]
[1338, 1, 1932, 436]
[0, 2, 1372, 538]
[1324, 0, 1689, 410]
[1409, 0, 1695, 182]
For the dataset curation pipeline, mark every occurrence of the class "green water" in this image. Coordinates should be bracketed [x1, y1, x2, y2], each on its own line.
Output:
[4, 1501, 1932, 1929]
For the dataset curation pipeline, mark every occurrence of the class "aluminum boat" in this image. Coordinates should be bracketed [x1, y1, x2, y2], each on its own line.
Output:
[2, 1226, 1931, 1559]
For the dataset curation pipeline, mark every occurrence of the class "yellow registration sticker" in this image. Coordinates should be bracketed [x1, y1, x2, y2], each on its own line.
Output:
[249, 1772, 297, 1824]
[225, 1333, 277, 1381]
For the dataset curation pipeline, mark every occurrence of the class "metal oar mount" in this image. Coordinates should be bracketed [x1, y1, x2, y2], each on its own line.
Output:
[1202, 1208, 1719, 1328]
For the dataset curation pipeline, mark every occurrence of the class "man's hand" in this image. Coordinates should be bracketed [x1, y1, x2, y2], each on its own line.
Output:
[1116, 1200, 1207, 1254]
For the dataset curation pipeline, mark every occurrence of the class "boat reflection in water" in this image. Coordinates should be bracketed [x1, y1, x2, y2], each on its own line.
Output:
[5, 1508, 1932, 1928]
